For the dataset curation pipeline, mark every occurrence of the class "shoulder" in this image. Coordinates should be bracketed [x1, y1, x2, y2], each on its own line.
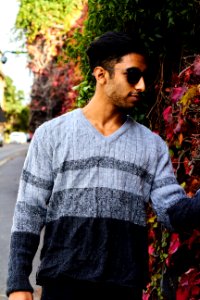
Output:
[130, 119, 167, 149]
[35, 109, 80, 136]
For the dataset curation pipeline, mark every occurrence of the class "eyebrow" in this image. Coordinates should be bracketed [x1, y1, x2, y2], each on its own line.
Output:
[108, 66, 147, 72]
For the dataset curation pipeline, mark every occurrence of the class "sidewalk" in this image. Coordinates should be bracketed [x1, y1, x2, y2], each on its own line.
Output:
[34, 287, 42, 300]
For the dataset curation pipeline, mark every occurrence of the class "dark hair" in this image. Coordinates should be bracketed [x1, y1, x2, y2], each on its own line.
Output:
[86, 31, 147, 73]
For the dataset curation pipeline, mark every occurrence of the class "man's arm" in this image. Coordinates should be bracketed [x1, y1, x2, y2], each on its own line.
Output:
[9, 291, 33, 300]
[6, 125, 53, 296]
[150, 135, 200, 232]
[167, 190, 200, 232]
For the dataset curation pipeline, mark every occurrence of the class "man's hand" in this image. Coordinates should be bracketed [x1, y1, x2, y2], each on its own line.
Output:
[8, 291, 33, 300]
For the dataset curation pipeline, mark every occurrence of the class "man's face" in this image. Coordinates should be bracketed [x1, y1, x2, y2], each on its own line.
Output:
[104, 53, 147, 109]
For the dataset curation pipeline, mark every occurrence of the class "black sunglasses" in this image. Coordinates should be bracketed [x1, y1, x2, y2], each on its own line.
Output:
[107, 66, 149, 85]
[124, 67, 149, 85]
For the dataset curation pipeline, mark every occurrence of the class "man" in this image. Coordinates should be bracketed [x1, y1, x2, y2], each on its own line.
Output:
[7, 31, 200, 300]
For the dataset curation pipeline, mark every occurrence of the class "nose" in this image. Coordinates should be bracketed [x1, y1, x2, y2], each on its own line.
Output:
[134, 76, 145, 92]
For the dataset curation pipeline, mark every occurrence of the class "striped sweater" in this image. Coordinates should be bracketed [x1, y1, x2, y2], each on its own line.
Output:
[7, 108, 199, 295]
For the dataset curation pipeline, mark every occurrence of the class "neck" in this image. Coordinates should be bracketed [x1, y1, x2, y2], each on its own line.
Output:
[83, 94, 126, 126]
[82, 93, 127, 136]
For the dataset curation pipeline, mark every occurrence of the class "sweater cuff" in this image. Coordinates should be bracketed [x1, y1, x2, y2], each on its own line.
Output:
[6, 231, 40, 296]
[167, 189, 200, 232]
[6, 274, 33, 296]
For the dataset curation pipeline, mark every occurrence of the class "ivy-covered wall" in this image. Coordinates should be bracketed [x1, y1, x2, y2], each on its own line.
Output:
[67, 0, 200, 113]
[16, 0, 86, 131]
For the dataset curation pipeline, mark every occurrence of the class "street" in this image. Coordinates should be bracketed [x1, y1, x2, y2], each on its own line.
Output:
[0, 143, 29, 167]
[0, 144, 42, 300]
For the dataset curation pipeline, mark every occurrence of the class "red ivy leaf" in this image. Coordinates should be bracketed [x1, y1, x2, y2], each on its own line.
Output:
[193, 56, 200, 76]
[163, 106, 172, 123]
[176, 287, 190, 300]
[148, 244, 155, 255]
[142, 292, 150, 300]
[168, 233, 180, 255]
[171, 87, 187, 103]
[191, 285, 200, 296]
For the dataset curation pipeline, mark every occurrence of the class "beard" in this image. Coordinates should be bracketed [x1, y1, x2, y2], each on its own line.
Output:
[108, 90, 143, 110]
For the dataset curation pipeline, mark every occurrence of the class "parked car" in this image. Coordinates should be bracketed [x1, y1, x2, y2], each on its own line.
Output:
[0, 133, 3, 147]
[26, 133, 33, 143]
[9, 131, 27, 144]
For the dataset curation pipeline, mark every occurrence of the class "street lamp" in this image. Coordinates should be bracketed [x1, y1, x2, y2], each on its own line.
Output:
[0, 49, 28, 120]
[0, 50, 27, 64]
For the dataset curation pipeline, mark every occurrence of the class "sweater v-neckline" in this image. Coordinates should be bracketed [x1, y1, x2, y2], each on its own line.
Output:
[77, 108, 132, 142]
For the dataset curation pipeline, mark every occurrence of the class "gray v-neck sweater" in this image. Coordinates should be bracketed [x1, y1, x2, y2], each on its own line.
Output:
[7, 108, 190, 295]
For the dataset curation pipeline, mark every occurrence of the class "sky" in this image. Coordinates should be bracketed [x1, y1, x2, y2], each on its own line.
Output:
[0, 0, 33, 103]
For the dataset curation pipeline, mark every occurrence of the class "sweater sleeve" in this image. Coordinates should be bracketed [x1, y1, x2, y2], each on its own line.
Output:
[6, 125, 53, 296]
[150, 136, 200, 232]
[167, 189, 200, 232]
[149, 136, 185, 229]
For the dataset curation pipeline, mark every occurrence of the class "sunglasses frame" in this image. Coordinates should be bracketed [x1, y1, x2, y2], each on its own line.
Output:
[105, 66, 149, 85]
[125, 67, 148, 85]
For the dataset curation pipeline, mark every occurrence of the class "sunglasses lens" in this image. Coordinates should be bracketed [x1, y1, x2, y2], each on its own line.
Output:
[126, 68, 149, 85]
[127, 68, 142, 85]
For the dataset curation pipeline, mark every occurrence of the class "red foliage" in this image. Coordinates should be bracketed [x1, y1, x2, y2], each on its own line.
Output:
[27, 5, 87, 132]
[145, 55, 200, 299]
[176, 269, 200, 299]
[165, 56, 200, 298]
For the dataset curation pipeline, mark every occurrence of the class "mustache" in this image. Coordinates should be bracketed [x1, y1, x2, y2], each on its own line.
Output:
[127, 92, 140, 97]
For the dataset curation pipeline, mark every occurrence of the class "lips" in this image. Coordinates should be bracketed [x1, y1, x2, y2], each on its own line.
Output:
[128, 93, 140, 101]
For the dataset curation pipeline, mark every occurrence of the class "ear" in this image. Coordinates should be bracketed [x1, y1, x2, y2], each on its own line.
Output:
[92, 66, 107, 84]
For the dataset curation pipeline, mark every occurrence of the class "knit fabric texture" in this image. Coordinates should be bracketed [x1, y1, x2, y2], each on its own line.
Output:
[6, 108, 186, 295]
